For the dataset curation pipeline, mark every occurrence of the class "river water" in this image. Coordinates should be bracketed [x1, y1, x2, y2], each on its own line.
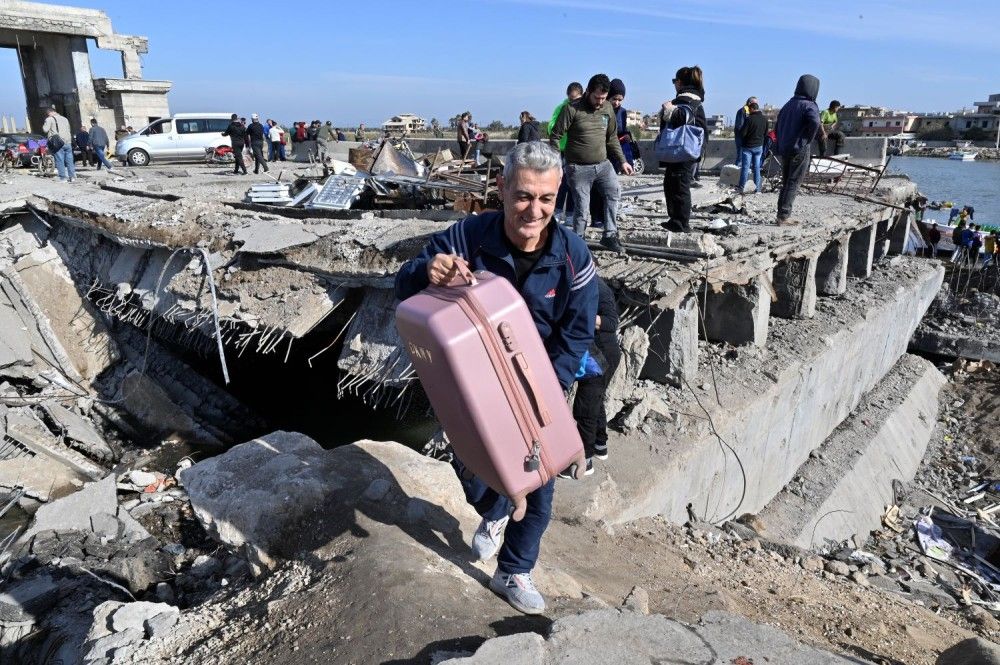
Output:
[889, 156, 1000, 228]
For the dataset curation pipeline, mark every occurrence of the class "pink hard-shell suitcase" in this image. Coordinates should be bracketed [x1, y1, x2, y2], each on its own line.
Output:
[395, 263, 586, 520]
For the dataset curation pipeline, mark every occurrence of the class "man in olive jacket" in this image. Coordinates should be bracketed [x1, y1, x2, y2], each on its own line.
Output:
[549, 74, 633, 253]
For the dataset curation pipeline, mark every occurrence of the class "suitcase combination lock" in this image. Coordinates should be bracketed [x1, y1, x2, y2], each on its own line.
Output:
[524, 441, 541, 472]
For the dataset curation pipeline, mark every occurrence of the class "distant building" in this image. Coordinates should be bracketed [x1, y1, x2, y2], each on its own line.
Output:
[950, 112, 1000, 135]
[625, 108, 643, 128]
[913, 114, 953, 135]
[974, 93, 1000, 114]
[838, 105, 891, 135]
[856, 114, 919, 137]
[381, 114, 426, 133]
[706, 114, 726, 136]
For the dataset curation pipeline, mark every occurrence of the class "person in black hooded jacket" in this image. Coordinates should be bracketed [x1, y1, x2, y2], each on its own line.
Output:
[775, 74, 821, 225]
[221, 113, 247, 175]
[517, 111, 540, 143]
[658, 66, 708, 233]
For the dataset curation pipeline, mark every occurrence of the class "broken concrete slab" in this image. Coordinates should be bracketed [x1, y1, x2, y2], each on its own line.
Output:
[42, 402, 114, 461]
[937, 637, 1000, 665]
[10, 242, 118, 383]
[0, 295, 33, 370]
[232, 220, 336, 255]
[637, 294, 698, 388]
[758, 354, 945, 549]
[605, 325, 648, 420]
[20, 475, 149, 545]
[110, 602, 178, 633]
[441, 609, 865, 664]
[0, 574, 59, 622]
[700, 271, 772, 346]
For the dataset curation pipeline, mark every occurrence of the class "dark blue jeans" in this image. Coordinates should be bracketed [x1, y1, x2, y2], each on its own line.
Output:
[451, 455, 554, 575]
[738, 145, 763, 192]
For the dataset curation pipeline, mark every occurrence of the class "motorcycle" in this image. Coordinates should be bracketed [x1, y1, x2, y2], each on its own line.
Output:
[204, 145, 236, 164]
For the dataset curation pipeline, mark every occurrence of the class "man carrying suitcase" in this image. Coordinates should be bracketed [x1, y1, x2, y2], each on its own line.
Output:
[395, 141, 597, 615]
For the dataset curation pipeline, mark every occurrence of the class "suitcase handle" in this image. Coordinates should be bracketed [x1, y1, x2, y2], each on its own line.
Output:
[498, 321, 552, 428]
[446, 256, 478, 287]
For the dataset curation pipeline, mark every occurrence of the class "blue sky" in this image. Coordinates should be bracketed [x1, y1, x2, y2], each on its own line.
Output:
[1, 0, 997, 128]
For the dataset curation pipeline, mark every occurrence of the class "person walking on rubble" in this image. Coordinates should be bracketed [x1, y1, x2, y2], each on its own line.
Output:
[517, 111, 540, 143]
[239, 117, 251, 162]
[551, 82, 584, 227]
[355, 123, 366, 142]
[42, 107, 75, 183]
[222, 114, 248, 175]
[395, 141, 597, 615]
[607, 78, 637, 173]
[737, 101, 767, 194]
[88, 118, 114, 172]
[775, 74, 821, 226]
[246, 114, 269, 174]
[658, 66, 708, 233]
[549, 73, 633, 253]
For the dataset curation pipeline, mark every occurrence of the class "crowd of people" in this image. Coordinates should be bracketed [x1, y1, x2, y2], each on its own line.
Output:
[218, 115, 364, 174]
[40, 107, 115, 182]
[398, 67, 854, 616]
[917, 204, 998, 268]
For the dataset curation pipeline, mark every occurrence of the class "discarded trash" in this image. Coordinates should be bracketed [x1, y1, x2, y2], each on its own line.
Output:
[882, 505, 904, 533]
[246, 183, 292, 205]
[916, 515, 954, 562]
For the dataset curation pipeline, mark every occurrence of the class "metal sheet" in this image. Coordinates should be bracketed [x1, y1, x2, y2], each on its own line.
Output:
[307, 175, 365, 210]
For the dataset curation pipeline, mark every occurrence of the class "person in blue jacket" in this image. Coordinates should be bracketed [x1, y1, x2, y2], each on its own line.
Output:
[395, 141, 597, 616]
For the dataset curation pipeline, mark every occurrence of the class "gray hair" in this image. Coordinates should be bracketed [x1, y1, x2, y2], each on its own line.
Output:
[502, 141, 562, 182]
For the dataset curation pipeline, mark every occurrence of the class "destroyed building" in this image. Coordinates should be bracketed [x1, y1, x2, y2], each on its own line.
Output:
[1, 7, 1000, 656]
[0, 0, 171, 133]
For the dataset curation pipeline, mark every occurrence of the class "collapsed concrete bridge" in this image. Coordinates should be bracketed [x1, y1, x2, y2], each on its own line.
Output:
[0, 160, 943, 553]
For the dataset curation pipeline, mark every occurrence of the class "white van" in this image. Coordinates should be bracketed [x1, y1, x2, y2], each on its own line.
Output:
[114, 113, 234, 166]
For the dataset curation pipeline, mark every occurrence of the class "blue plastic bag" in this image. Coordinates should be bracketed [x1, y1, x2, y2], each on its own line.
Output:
[575, 351, 603, 380]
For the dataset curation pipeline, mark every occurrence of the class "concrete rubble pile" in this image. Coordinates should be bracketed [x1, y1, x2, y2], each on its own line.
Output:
[0, 459, 251, 663]
[0, 138, 995, 661]
[913, 278, 1000, 363]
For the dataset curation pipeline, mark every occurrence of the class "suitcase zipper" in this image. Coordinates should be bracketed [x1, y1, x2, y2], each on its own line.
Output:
[456, 293, 555, 482]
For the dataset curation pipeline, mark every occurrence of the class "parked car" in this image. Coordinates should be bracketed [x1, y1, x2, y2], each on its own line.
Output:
[114, 113, 234, 166]
[0, 133, 48, 167]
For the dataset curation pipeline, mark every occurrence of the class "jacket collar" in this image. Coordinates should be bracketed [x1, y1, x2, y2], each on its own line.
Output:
[479, 212, 567, 267]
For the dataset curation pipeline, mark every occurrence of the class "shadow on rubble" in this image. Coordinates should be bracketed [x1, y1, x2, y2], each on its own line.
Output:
[835, 642, 907, 665]
[178, 444, 493, 661]
[381, 615, 554, 665]
[276, 446, 487, 583]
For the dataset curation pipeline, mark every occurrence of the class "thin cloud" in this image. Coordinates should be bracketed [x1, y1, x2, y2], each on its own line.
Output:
[508, 0, 999, 50]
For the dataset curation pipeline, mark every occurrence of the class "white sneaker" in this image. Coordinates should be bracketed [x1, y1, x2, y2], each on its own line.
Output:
[471, 515, 509, 561]
[489, 569, 545, 614]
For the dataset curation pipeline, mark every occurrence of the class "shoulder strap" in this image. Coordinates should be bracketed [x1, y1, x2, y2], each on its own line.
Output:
[675, 104, 696, 127]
